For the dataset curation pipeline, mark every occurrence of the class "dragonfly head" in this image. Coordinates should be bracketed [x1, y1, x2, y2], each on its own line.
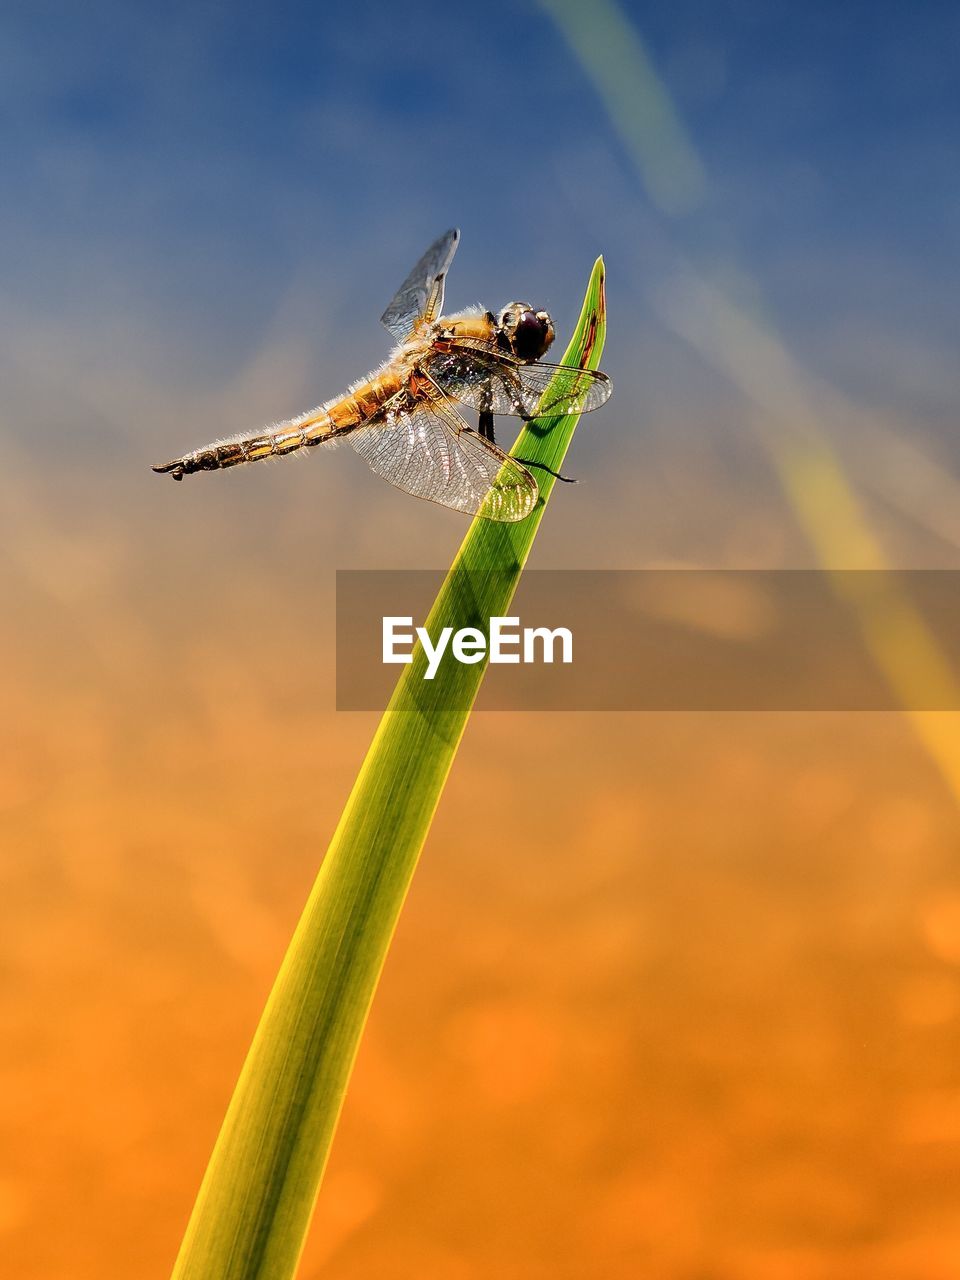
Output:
[497, 303, 555, 362]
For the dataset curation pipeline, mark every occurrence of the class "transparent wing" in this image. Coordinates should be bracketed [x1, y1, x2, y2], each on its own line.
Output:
[380, 228, 461, 342]
[427, 346, 612, 418]
[350, 389, 538, 521]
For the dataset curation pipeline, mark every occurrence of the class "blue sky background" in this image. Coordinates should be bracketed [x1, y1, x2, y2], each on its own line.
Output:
[0, 0, 958, 560]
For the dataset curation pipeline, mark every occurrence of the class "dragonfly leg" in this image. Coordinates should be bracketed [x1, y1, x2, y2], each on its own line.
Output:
[478, 410, 495, 442]
[513, 457, 577, 484]
[506, 389, 576, 483]
[474, 405, 576, 483]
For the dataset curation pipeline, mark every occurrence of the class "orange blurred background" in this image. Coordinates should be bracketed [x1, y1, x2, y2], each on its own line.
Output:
[3, 2, 960, 1277]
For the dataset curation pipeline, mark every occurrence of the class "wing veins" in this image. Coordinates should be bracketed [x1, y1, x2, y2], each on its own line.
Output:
[426, 344, 612, 418]
[349, 377, 538, 521]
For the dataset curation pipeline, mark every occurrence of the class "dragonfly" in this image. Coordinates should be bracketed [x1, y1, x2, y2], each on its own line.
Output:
[153, 229, 611, 521]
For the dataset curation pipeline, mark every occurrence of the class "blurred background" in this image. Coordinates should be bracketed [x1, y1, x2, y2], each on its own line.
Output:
[2, 1, 960, 1276]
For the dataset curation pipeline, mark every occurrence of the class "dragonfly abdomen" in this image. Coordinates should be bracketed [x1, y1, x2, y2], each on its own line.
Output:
[152, 420, 330, 480]
[152, 372, 404, 481]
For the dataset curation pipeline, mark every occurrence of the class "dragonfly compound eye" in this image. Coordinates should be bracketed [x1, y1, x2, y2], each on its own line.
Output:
[512, 309, 552, 361]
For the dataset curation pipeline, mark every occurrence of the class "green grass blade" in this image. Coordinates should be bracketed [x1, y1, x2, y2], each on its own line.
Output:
[170, 256, 607, 1280]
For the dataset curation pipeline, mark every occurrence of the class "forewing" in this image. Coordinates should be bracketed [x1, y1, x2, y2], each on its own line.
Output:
[425, 348, 520, 415]
[509, 361, 612, 416]
[428, 346, 612, 418]
[350, 391, 538, 521]
[380, 228, 460, 342]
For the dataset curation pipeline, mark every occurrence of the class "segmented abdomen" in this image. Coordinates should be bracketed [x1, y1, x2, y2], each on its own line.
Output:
[153, 371, 403, 480]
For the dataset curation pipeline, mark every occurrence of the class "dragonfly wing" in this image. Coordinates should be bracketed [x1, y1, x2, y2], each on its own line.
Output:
[508, 360, 612, 416]
[380, 228, 461, 342]
[350, 389, 538, 521]
[425, 349, 520, 415]
[428, 346, 612, 418]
